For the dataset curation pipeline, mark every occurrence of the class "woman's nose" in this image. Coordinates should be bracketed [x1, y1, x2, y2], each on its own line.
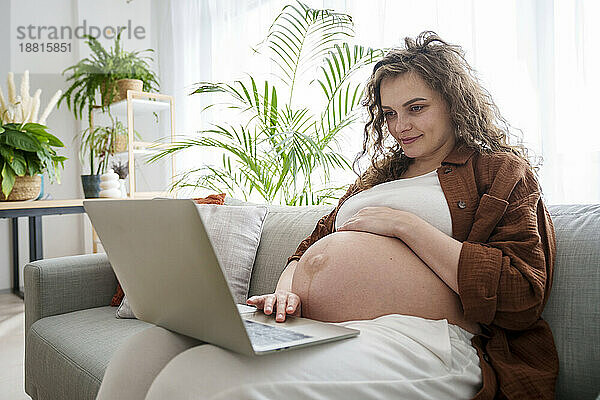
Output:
[394, 115, 411, 133]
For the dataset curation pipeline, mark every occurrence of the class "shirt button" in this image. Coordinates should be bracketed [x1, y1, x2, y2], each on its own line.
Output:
[444, 167, 452, 174]
[457, 200, 467, 209]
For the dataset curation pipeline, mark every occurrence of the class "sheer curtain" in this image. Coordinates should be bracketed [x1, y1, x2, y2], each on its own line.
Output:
[155, 0, 599, 205]
[153, 0, 282, 197]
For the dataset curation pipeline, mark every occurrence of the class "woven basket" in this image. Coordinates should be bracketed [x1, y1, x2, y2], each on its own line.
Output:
[116, 79, 143, 101]
[0, 175, 41, 201]
[111, 134, 128, 153]
[100, 81, 120, 106]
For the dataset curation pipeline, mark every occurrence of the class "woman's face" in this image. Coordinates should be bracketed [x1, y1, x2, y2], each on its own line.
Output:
[380, 72, 456, 167]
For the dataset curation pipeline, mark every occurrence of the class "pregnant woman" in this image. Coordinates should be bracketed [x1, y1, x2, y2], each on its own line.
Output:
[97, 32, 558, 400]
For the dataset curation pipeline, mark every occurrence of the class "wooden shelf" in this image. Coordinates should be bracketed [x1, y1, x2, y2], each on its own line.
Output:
[107, 98, 170, 116]
[112, 141, 171, 156]
[90, 90, 175, 197]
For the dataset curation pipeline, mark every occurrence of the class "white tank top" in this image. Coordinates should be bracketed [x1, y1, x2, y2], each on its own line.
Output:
[334, 170, 453, 236]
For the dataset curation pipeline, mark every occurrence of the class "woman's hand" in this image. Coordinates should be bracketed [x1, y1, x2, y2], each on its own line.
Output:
[340, 206, 463, 294]
[337, 206, 414, 238]
[246, 290, 301, 322]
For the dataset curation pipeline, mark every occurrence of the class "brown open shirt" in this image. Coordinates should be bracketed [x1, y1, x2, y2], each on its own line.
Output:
[288, 144, 558, 400]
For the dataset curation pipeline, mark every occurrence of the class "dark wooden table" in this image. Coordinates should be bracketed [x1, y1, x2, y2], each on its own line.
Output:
[0, 200, 86, 299]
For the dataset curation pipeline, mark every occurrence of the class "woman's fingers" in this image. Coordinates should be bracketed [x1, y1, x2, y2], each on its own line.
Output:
[247, 292, 301, 321]
[286, 293, 300, 315]
[246, 296, 264, 309]
[247, 294, 276, 314]
[275, 292, 289, 322]
[263, 294, 276, 315]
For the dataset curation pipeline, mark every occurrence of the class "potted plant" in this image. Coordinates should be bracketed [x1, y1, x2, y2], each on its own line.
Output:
[60, 31, 158, 198]
[0, 122, 67, 200]
[78, 118, 138, 198]
[0, 71, 66, 201]
[151, 1, 383, 205]
[111, 160, 129, 197]
[60, 30, 159, 120]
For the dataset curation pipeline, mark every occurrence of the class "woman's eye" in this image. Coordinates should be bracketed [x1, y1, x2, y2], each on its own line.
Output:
[384, 111, 395, 118]
[410, 105, 424, 112]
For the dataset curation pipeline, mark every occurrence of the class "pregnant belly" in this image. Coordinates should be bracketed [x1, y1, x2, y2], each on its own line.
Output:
[291, 231, 480, 334]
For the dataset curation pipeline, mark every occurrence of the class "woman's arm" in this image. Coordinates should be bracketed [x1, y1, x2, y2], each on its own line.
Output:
[275, 260, 298, 292]
[246, 260, 301, 322]
[394, 213, 462, 293]
[456, 192, 555, 329]
[337, 208, 462, 293]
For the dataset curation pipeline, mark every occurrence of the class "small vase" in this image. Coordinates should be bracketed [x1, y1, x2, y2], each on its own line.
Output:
[81, 174, 101, 198]
[99, 169, 121, 198]
[35, 175, 45, 200]
[119, 179, 127, 198]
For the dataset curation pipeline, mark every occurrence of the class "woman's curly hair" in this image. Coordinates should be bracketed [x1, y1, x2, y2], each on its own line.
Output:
[355, 31, 535, 189]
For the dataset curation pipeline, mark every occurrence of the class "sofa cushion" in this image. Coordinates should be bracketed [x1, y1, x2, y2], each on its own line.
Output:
[26, 306, 153, 400]
[544, 204, 600, 400]
[196, 204, 268, 302]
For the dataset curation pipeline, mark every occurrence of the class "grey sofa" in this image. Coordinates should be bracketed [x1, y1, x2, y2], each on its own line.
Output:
[24, 203, 600, 400]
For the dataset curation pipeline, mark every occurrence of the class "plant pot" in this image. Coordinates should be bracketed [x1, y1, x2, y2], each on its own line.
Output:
[100, 81, 120, 106]
[0, 175, 41, 201]
[116, 79, 143, 101]
[111, 134, 128, 153]
[35, 175, 45, 200]
[81, 174, 102, 198]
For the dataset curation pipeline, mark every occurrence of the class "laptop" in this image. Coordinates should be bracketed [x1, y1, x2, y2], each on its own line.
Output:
[84, 199, 359, 356]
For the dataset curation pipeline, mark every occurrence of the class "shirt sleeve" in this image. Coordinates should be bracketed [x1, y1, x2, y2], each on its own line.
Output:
[458, 168, 556, 330]
[287, 183, 358, 265]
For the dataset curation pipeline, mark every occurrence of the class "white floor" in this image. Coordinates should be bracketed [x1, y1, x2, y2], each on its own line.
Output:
[0, 293, 29, 400]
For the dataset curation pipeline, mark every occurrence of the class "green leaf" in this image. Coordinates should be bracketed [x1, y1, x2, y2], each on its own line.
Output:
[35, 131, 64, 147]
[4, 129, 41, 152]
[11, 152, 27, 176]
[25, 153, 42, 176]
[1, 162, 16, 198]
[0, 144, 14, 163]
[258, 1, 353, 96]
[21, 123, 48, 134]
[23, 123, 65, 147]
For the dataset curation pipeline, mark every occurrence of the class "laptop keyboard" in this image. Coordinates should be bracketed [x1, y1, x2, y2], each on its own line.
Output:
[243, 319, 312, 347]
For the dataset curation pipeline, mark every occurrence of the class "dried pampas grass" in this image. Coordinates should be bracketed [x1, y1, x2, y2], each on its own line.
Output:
[0, 70, 62, 125]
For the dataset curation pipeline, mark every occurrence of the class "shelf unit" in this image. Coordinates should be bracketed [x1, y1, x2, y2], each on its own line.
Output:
[90, 91, 175, 196]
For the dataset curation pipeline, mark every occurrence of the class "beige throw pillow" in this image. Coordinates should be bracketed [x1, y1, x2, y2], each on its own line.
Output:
[117, 204, 268, 319]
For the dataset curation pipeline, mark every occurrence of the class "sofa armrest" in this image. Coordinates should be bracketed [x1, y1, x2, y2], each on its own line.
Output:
[24, 253, 117, 335]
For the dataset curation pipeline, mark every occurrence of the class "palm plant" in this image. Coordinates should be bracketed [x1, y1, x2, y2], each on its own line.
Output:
[151, 1, 383, 205]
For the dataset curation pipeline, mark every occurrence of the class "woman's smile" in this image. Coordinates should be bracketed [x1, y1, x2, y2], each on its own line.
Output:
[400, 134, 423, 144]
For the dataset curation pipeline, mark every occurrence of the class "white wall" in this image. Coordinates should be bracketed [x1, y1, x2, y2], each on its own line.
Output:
[0, 0, 156, 292]
[0, 0, 85, 292]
